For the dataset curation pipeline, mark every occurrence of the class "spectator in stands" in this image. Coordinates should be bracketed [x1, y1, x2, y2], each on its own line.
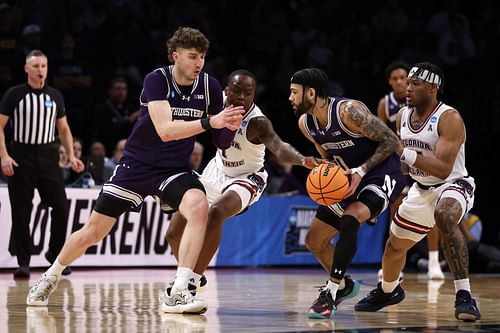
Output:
[93, 76, 138, 155]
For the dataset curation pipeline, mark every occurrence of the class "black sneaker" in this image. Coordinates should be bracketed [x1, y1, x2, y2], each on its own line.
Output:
[334, 275, 361, 307]
[455, 290, 481, 322]
[307, 288, 336, 319]
[199, 275, 207, 288]
[14, 266, 30, 279]
[61, 266, 72, 276]
[354, 282, 405, 312]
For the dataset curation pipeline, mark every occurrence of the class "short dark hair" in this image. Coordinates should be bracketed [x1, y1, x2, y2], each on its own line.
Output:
[166, 27, 209, 63]
[410, 61, 445, 93]
[25, 49, 46, 60]
[228, 69, 256, 82]
[385, 60, 409, 80]
[290, 68, 330, 98]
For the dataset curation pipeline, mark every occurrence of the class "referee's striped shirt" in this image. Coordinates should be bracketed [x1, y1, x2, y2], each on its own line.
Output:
[0, 83, 66, 144]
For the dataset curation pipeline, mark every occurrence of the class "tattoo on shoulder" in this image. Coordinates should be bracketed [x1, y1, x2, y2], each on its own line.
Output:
[346, 101, 394, 142]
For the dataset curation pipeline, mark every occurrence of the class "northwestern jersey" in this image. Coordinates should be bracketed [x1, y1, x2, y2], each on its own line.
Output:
[124, 65, 223, 168]
[383, 91, 406, 133]
[215, 103, 266, 177]
[303, 97, 401, 174]
[400, 102, 468, 185]
[0, 83, 65, 144]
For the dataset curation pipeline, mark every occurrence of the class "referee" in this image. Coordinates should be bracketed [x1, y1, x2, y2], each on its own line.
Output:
[0, 50, 84, 278]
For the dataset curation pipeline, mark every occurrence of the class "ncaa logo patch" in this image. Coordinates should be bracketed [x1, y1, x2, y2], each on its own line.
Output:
[45, 99, 54, 108]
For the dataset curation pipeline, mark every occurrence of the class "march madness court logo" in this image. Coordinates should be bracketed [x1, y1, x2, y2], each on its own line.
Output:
[285, 206, 317, 255]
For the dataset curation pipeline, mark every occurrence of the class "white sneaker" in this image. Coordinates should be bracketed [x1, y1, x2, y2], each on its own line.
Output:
[428, 265, 445, 279]
[377, 268, 403, 281]
[160, 288, 208, 314]
[26, 274, 59, 306]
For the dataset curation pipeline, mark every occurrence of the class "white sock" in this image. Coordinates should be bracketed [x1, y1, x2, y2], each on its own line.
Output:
[382, 278, 399, 293]
[326, 280, 340, 300]
[172, 267, 192, 292]
[45, 258, 66, 279]
[454, 278, 471, 293]
[428, 251, 440, 268]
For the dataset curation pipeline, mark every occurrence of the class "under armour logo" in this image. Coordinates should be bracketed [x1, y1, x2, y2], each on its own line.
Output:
[182, 95, 191, 101]
[333, 269, 342, 274]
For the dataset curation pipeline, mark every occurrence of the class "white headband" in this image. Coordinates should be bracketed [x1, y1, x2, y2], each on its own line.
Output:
[408, 66, 442, 88]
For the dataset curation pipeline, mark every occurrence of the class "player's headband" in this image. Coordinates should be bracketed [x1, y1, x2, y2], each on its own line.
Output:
[290, 69, 328, 92]
[408, 66, 442, 88]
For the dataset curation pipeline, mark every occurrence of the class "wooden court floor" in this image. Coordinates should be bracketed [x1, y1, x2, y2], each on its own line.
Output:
[1, 267, 499, 332]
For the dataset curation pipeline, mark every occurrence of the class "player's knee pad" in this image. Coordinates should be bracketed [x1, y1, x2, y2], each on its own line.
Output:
[94, 194, 134, 218]
[358, 189, 387, 219]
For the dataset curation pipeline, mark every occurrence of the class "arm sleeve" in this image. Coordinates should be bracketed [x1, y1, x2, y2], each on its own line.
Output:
[207, 76, 236, 149]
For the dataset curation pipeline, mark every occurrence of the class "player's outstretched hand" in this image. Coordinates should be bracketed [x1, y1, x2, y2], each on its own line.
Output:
[210, 105, 244, 131]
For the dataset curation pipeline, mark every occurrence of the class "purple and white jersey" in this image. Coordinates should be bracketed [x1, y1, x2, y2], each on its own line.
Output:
[123, 65, 223, 168]
[383, 91, 406, 133]
[302, 97, 401, 174]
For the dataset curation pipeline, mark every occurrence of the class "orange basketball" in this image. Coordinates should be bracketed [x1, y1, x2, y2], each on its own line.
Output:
[306, 163, 349, 205]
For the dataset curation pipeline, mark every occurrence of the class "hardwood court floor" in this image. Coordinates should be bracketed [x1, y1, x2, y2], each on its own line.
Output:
[1, 267, 499, 332]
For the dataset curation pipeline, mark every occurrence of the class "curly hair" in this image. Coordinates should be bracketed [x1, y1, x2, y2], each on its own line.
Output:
[166, 27, 209, 63]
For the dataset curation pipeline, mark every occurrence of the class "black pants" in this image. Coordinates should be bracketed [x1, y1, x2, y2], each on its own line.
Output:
[7, 142, 69, 266]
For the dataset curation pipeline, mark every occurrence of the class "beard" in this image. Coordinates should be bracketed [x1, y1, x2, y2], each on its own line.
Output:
[293, 99, 314, 117]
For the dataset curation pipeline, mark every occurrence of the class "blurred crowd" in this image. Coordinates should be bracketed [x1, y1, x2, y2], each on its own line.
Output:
[0, 0, 498, 239]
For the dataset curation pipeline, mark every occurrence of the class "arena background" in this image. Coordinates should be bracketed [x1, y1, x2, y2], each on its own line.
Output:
[0, 0, 497, 246]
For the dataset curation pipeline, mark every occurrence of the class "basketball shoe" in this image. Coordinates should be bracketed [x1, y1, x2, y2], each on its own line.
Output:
[455, 290, 481, 322]
[160, 287, 208, 314]
[354, 282, 405, 312]
[334, 275, 361, 307]
[162, 275, 205, 298]
[26, 274, 59, 306]
[307, 288, 336, 319]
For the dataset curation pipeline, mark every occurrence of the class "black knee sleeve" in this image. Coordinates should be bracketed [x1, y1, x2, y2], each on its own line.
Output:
[358, 189, 387, 219]
[331, 215, 360, 280]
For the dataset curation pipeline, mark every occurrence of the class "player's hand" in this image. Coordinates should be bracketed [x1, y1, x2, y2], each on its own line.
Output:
[302, 156, 328, 169]
[69, 157, 85, 173]
[1, 155, 18, 176]
[343, 168, 362, 198]
[210, 105, 244, 131]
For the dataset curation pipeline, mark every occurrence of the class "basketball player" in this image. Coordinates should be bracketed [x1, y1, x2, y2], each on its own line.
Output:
[355, 62, 481, 322]
[26, 26, 244, 314]
[289, 68, 406, 318]
[377, 60, 444, 280]
[165, 69, 320, 293]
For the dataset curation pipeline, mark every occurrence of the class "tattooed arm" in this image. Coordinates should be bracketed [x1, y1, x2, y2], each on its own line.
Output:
[340, 100, 400, 172]
[248, 116, 319, 169]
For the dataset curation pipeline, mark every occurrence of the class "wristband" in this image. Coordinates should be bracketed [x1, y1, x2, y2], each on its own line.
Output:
[351, 165, 367, 178]
[400, 148, 417, 166]
[200, 117, 212, 130]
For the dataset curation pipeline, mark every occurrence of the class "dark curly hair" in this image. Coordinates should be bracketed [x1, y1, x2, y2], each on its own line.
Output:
[166, 27, 209, 63]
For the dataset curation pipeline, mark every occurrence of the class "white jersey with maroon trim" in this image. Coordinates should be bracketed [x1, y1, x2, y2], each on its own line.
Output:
[215, 103, 266, 177]
[399, 102, 468, 185]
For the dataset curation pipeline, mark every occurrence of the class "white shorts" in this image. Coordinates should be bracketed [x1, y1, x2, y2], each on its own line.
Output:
[390, 176, 475, 242]
[199, 158, 268, 213]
